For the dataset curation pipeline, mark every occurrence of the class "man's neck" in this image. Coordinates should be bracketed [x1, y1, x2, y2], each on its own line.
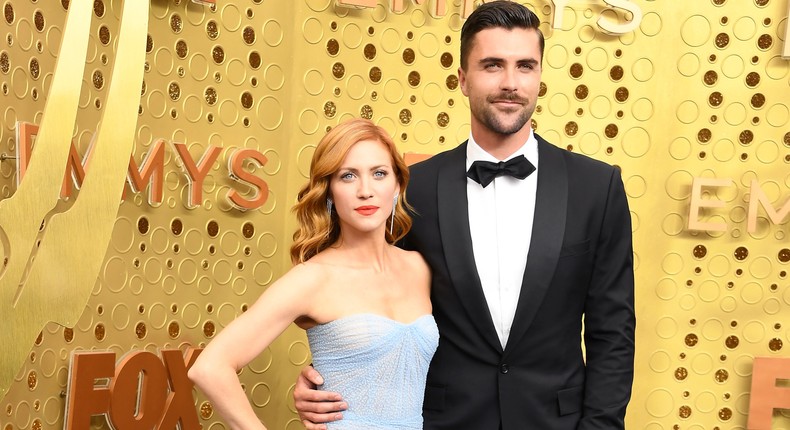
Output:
[471, 125, 533, 161]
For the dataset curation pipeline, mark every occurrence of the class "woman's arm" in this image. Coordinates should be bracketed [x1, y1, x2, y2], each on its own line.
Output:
[188, 264, 319, 430]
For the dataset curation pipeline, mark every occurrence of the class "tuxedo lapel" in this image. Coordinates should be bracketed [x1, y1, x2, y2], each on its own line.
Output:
[437, 142, 503, 353]
[504, 136, 568, 356]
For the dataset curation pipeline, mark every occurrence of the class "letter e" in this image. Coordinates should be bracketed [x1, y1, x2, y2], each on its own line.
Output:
[747, 357, 790, 429]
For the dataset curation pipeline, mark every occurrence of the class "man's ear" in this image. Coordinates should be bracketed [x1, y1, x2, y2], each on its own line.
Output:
[458, 67, 468, 96]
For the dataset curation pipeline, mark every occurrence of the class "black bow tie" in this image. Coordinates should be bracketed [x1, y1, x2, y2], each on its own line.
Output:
[466, 155, 535, 188]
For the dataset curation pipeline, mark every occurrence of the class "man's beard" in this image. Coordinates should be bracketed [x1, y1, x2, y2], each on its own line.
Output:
[474, 94, 533, 135]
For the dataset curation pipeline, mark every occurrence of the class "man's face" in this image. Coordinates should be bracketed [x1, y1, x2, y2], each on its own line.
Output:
[459, 27, 542, 137]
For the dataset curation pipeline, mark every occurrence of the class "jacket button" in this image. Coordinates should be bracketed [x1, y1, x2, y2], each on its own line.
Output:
[500, 364, 509, 374]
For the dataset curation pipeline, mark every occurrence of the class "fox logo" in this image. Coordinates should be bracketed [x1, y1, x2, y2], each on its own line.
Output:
[0, 0, 148, 397]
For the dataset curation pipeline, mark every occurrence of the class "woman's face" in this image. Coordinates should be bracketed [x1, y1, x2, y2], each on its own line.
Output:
[329, 139, 400, 237]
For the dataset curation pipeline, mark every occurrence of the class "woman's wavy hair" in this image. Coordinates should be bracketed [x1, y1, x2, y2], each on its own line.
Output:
[290, 118, 413, 264]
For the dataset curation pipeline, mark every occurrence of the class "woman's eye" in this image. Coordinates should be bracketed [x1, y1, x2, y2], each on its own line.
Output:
[340, 172, 354, 180]
[373, 170, 387, 178]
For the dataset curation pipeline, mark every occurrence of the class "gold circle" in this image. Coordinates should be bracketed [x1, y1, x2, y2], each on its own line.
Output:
[369, 66, 381, 83]
[203, 320, 216, 337]
[745, 71, 760, 87]
[715, 32, 729, 48]
[168, 321, 180, 338]
[360, 104, 373, 119]
[440, 52, 453, 68]
[609, 65, 624, 81]
[399, 108, 412, 125]
[703, 70, 718, 86]
[243, 26, 256, 45]
[212, 45, 225, 64]
[27, 370, 37, 390]
[326, 38, 339, 56]
[575, 85, 588, 100]
[363, 43, 376, 60]
[135, 321, 147, 339]
[93, 0, 105, 17]
[170, 13, 183, 33]
[323, 101, 336, 118]
[332, 62, 345, 79]
[241, 92, 253, 109]
[437, 112, 449, 128]
[402, 48, 415, 64]
[408, 70, 421, 87]
[445, 75, 458, 90]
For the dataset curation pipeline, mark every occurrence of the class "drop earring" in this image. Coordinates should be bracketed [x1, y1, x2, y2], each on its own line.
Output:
[326, 197, 333, 217]
[390, 194, 397, 235]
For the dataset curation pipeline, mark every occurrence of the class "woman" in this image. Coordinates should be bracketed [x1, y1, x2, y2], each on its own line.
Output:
[189, 118, 437, 430]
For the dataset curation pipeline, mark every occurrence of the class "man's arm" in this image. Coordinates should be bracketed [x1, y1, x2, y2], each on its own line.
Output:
[580, 168, 636, 429]
[293, 366, 348, 430]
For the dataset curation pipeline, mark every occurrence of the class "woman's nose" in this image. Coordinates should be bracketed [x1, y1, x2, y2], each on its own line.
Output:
[357, 179, 373, 198]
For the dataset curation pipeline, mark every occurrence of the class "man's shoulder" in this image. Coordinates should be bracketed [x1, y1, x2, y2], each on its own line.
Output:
[408, 143, 465, 179]
[536, 133, 617, 176]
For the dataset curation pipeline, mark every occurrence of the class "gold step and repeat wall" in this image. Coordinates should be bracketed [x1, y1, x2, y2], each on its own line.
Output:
[0, 0, 789, 429]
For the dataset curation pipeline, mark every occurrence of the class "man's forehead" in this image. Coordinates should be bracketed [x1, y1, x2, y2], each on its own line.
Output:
[467, 28, 541, 58]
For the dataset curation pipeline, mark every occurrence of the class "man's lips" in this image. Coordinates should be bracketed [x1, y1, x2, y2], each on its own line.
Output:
[355, 206, 379, 215]
[490, 99, 525, 106]
[488, 94, 527, 105]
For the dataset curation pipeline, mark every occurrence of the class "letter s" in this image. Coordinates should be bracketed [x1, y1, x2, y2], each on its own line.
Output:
[599, 0, 642, 34]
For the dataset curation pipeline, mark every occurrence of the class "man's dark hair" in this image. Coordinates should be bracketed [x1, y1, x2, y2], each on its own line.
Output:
[460, 1, 545, 70]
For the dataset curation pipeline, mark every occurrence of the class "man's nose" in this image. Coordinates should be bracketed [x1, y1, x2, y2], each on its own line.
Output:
[500, 68, 517, 91]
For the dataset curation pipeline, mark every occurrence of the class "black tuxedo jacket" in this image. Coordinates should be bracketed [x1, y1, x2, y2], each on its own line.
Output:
[403, 135, 635, 429]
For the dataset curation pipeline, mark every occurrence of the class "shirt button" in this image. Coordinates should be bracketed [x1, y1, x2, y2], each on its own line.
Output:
[500, 364, 509, 374]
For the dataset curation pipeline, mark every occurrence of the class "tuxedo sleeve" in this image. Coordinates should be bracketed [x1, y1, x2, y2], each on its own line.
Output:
[579, 168, 635, 429]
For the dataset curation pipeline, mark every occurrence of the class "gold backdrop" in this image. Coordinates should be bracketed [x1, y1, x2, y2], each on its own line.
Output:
[0, 0, 789, 429]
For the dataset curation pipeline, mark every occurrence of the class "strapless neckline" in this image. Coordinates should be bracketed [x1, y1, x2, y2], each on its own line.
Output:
[313, 313, 433, 329]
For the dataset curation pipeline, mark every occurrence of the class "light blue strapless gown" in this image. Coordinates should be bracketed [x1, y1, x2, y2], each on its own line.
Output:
[306, 313, 439, 430]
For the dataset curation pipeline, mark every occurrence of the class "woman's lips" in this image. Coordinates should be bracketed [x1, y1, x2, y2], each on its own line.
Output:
[355, 206, 379, 216]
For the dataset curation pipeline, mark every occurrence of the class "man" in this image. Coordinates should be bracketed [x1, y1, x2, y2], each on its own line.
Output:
[294, 2, 635, 429]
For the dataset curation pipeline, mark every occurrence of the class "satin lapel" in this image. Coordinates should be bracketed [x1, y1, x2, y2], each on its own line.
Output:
[437, 142, 503, 353]
[504, 136, 568, 356]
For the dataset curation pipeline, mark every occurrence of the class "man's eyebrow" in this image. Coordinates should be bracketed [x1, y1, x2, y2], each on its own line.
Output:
[477, 57, 539, 65]
[477, 56, 504, 64]
[518, 58, 540, 66]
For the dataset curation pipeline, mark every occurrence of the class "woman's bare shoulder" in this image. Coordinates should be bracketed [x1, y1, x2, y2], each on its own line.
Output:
[392, 247, 430, 278]
[286, 258, 330, 282]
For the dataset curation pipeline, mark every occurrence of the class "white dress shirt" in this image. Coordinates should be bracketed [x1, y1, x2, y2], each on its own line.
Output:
[466, 131, 538, 348]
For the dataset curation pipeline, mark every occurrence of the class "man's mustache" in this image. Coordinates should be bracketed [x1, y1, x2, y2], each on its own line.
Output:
[487, 93, 528, 104]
